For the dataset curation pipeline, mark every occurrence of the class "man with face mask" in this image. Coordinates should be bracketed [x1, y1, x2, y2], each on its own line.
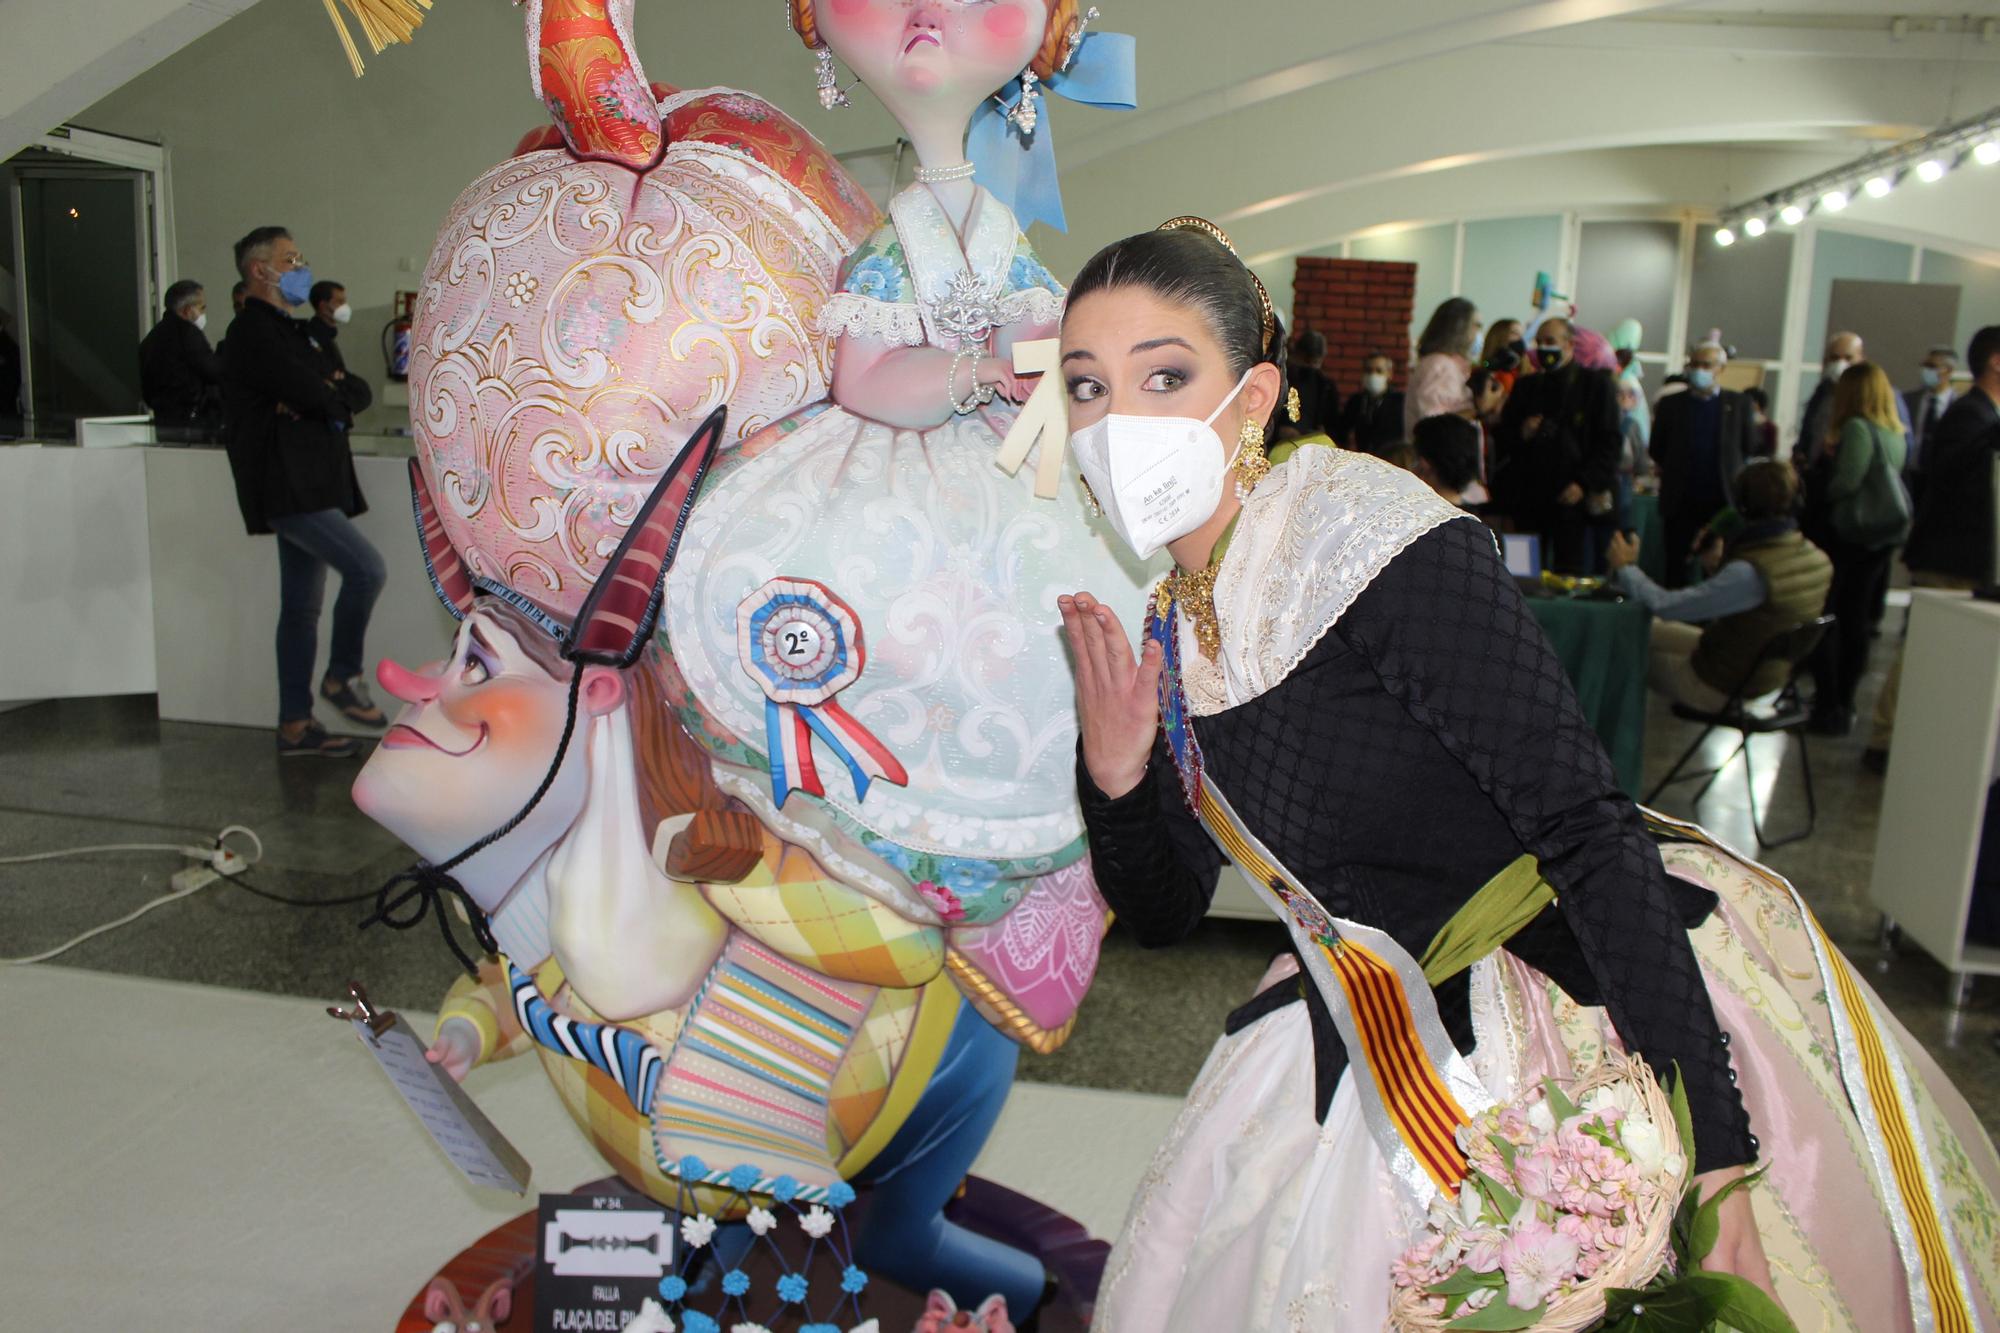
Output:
[1904, 345, 1958, 481]
[1648, 342, 1759, 588]
[221, 225, 386, 757]
[1340, 351, 1404, 455]
[301, 280, 372, 419]
[1493, 317, 1621, 572]
[139, 279, 223, 438]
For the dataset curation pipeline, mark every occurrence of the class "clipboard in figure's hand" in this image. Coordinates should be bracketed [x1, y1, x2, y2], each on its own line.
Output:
[327, 981, 532, 1195]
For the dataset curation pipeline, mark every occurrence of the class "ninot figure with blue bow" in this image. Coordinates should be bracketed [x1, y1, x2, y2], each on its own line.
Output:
[349, 1, 1147, 1327]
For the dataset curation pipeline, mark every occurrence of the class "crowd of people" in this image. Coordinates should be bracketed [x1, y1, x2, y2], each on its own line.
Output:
[1291, 299, 1999, 776]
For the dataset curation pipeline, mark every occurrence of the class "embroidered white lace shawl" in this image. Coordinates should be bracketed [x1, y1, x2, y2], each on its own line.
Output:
[1178, 446, 1477, 717]
[819, 184, 1062, 349]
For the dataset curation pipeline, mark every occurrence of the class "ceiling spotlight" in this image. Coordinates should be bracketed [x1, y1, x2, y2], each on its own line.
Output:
[1916, 157, 1948, 183]
[1715, 227, 1736, 247]
[1864, 175, 1894, 198]
[1821, 189, 1849, 212]
[1976, 140, 2000, 166]
[1743, 216, 1767, 238]
[1779, 202, 1806, 226]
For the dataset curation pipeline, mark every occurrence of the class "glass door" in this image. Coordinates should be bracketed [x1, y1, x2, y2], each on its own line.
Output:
[8, 159, 152, 437]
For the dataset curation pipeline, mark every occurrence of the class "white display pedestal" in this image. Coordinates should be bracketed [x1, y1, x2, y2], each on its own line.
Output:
[143, 446, 455, 735]
[1869, 590, 2000, 1006]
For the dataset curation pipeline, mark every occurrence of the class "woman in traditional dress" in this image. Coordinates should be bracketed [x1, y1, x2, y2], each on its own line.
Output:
[1055, 221, 2000, 1331]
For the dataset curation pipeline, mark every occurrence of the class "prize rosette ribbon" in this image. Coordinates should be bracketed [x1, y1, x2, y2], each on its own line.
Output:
[737, 577, 909, 808]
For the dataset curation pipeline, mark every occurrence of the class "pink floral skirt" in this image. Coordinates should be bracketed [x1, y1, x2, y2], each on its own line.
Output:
[1093, 838, 2000, 1332]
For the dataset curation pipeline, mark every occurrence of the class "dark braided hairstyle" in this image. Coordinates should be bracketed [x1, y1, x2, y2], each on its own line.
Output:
[1067, 221, 1292, 442]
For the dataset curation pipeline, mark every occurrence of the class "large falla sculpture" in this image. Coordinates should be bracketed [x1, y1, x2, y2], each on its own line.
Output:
[353, 0, 1145, 1325]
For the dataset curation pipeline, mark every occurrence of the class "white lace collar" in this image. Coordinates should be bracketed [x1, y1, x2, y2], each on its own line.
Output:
[889, 184, 1017, 350]
[1178, 446, 1476, 716]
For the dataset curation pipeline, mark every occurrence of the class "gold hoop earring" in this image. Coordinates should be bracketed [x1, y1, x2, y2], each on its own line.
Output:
[1235, 418, 1269, 500]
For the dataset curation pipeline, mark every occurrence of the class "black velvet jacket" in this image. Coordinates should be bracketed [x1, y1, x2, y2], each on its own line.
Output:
[1078, 516, 1755, 1173]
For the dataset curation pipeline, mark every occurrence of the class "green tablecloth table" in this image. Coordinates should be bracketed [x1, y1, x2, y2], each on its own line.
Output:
[1630, 492, 1666, 585]
[1527, 594, 1651, 794]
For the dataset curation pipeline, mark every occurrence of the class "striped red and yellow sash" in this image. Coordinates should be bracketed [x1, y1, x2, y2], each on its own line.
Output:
[1197, 782, 1482, 1197]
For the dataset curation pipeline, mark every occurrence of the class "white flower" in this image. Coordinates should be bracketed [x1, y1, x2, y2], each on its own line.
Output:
[800, 1204, 836, 1239]
[746, 1206, 777, 1236]
[1662, 1153, 1686, 1178]
[625, 1298, 677, 1333]
[1582, 1084, 1639, 1118]
[730, 1324, 772, 1333]
[1527, 1101, 1557, 1136]
[1458, 1187, 1485, 1228]
[680, 1213, 717, 1248]
[1464, 1287, 1497, 1311]
[1619, 1117, 1668, 1174]
[849, 1323, 881, 1333]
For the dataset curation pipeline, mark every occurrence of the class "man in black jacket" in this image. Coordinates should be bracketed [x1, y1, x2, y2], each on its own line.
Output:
[139, 279, 223, 438]
[1340, 351, 1405, 455]
[222, 225, 386, 757]
[1495, 318, 1621, 573]
[1648, 341, 1758, 588]
[1866, 324, 2000, 770]
[302, 279, 372, 419]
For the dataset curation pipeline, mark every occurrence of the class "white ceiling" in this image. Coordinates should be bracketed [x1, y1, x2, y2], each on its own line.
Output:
[16, 0, 2000, 275]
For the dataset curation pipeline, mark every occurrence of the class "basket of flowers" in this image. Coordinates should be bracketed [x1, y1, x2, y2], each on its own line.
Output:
[1388, 1051, 1792, 1332]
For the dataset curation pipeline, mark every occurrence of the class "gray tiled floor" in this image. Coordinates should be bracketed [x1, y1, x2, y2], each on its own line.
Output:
[4, 620, 1997, 1130]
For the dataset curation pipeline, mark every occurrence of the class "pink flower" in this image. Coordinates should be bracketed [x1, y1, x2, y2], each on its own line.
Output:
[1498, 1219, 1581, 1309]
[1462, 1227, 1508, 1273]
[1514, 1148, 1561, 1204]
[916, 880, 966, 923]
[1495, 1107, 1537, 1147]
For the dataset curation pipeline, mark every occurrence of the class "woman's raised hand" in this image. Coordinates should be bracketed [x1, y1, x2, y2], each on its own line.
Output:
[1059, 592, 1163, 801]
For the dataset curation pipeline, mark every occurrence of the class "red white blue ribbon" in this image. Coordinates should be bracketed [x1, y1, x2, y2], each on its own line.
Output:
[736, 577, 908, 809]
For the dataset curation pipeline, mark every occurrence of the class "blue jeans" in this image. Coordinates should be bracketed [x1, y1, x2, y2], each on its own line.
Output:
[268, 510, 386, 724]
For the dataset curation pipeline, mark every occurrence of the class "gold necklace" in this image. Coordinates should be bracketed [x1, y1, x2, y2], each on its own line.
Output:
[1159, 560, 1224, 660]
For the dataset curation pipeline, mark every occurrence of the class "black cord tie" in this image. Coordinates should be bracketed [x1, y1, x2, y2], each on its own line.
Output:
[359, 671, 586, 976]
[360, 864, 499, 977]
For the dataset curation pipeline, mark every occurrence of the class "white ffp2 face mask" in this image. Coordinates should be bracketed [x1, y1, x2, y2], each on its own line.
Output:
[193, 312, 208, 332]
[332, 303, 353, 325]
[1068, 369, 1254, 560]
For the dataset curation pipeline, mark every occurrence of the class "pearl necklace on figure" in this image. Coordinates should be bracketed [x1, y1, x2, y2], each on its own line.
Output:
[914, 160, 977, 184]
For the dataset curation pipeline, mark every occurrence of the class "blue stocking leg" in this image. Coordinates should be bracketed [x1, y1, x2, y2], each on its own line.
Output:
[852, 1003, 1043, 1313]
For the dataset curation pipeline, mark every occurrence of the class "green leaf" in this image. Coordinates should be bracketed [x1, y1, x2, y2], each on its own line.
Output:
[1487, 1132, 1519, 1174]
[1472, 1168, 1522, 1222]
[1543, 1077, 1581, 1124]
[1685, 1272, 1800, 1333]
[1688, 1166, 1767, 1266]
[1667, 1061, 1697, 1173]
[1427, 1267, 1507, 1296]
[1446, 1298, 1548, 1330]
[1583, 1122, 1621, 1150]
[1598, 1278, 1725, 1332]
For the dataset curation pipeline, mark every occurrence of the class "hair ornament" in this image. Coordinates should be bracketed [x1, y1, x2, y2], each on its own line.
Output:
[1155, 215, 1276, 354]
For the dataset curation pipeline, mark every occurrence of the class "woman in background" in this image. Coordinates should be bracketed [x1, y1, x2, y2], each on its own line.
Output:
[1808, 361, 1911, 736]
[1404, 295, 1479, 436]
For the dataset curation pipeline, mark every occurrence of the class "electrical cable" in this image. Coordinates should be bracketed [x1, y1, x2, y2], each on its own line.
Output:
[3, 823, 269, 966]
[4, 876, 221, 965]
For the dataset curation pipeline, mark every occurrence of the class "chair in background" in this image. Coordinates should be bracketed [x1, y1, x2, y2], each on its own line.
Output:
[1645, 615, 1835, 850]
